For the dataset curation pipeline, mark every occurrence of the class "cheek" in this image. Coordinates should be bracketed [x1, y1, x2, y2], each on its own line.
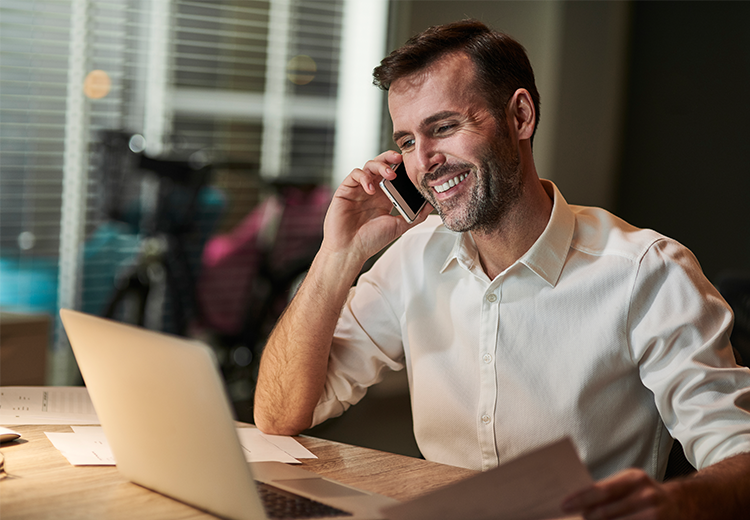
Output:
[452, 129, 495, 156]
[402, 159, 421, 185]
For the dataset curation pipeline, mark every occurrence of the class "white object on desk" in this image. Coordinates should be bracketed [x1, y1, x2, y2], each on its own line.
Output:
[0, 426, 21, 443]
[0, 386, 99, 425]
[46, 427, 114, 465]
[45, 426, 315, 466]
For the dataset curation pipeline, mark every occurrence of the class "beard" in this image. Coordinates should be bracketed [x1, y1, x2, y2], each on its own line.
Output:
[419, 134, 524, 234]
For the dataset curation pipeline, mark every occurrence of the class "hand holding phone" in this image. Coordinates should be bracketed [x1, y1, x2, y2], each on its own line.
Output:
[379, 162, 427, 223]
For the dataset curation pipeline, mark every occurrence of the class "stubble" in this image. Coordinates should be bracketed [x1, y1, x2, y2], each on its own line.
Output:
[420, 131, 524, 234]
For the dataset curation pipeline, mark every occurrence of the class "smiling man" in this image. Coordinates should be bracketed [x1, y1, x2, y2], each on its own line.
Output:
[254, 20, 750, 519]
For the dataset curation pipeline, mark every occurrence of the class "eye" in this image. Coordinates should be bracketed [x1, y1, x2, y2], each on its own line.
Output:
[435, 122, 457, 135]
[398, 137, 415, 151]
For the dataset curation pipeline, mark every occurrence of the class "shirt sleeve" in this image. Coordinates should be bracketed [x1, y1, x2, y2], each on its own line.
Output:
[311, 250, 408, 427]
[629, 237, 750, 469]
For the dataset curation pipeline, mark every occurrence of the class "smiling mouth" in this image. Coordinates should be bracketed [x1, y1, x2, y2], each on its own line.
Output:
[434, 173, 468, 194]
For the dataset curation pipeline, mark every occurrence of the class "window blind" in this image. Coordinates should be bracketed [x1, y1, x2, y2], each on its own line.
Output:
[0, 0, 349, 385]
[1, 0, 75, 321]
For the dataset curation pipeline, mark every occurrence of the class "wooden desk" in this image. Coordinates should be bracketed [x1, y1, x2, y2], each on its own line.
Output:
[0, 424, 477, 519]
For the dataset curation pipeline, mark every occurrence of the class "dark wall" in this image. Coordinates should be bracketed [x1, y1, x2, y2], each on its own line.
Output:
[616, 1, 750, 281]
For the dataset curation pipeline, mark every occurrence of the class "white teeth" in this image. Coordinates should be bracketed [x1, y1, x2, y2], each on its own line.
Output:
[435, 173, 468, 193]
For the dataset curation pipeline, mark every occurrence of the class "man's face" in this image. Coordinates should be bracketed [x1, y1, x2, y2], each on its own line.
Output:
[388, 53, 523, 234]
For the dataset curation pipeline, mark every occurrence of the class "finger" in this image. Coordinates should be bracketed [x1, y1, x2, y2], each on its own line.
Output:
[360, 161, 395, 185]
[581, 485, 663, 520]
[562, 485, 608, 513]
[373, 149, 403, 169]
[362, 151, 403, 179]
[563, 471, 664, 520]
[346, 167, 384, 195]
[349, 156, 403, 196]
[562, 470, 650, 511]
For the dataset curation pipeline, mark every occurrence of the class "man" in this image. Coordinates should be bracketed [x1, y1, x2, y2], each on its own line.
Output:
[254, 20, 750, 519]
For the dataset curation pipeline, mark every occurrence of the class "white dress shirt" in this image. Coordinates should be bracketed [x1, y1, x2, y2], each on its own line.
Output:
[312, 180, 750, 480]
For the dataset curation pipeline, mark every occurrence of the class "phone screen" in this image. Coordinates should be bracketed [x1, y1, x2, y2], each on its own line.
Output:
[379, 162, 426, 223]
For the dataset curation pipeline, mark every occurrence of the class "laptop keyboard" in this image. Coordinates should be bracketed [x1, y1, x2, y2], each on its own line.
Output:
[256, 481, 353, 519]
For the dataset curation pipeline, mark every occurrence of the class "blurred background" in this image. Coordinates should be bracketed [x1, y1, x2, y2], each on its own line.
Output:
[1, 0, 749, 458]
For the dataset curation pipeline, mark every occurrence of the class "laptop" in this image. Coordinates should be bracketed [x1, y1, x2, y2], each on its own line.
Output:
[60, 308, 398, 520]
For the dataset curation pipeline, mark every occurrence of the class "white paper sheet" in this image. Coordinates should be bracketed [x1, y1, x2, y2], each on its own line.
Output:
[240, 428, 319, 463]
[0, 386, 99, 425]
[382, 437, 591, 520]
[236, 428, 300, 464]
[46, 426, 315, 466]
[254, 431, 317, 459]
[46, 428, 115, 465]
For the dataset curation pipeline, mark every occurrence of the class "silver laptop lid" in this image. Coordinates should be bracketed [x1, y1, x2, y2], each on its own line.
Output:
[60, 308, 267, 520]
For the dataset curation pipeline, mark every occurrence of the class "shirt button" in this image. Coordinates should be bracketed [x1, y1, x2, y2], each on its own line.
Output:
[486, 293, 497, 303]
[482, 353, 493, 364]
[481, 414, 491, 425]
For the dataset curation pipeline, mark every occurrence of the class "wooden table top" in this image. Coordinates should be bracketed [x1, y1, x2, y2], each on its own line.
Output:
[0, 424, 477, 519]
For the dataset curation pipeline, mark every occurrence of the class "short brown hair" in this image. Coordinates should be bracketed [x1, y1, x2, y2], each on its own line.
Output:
[373, 19, 541, 142]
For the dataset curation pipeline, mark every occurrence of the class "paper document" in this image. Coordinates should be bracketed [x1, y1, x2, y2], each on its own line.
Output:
[46, 426, 115, 465]
[382, 437, 592, 520]
[0, 386, 99, 425]
[257, 431, 318, 460]
[236, 428, 316, 463]
[46, 426, 316, 466]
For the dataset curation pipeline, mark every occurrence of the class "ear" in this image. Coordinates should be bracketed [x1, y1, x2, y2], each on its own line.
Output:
[507, 89, 535, 141]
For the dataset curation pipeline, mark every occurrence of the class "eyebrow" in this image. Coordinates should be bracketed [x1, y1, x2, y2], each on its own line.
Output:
[392, 110, 461, 143]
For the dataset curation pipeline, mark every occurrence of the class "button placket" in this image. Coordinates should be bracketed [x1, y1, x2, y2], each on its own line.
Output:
[477, 284, 501, 469]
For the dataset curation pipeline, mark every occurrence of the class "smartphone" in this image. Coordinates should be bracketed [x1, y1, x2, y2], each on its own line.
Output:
[379, 162, 427, 223]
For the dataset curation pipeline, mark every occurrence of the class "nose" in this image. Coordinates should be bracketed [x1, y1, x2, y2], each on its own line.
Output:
[412, 139, 446, 179]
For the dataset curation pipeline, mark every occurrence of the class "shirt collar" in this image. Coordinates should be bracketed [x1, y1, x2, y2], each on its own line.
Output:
[520, 180, 575, 286]
[441, 230, 480, 274]
[440, 180, 575, 287]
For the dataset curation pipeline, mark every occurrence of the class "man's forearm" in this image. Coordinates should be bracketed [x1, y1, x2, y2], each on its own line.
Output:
[667, 451, 750, 519]
[253, 149, 424, 434]
[253, 249, 364, 435]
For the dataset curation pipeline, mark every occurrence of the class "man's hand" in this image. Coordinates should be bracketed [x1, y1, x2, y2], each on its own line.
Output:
[321, 150, 432, 266]
[561, 451, 750, 520]
[561, 469, 682, 520]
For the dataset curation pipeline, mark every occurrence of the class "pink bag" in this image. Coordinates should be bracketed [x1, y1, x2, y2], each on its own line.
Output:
[197, 185, 331, 336]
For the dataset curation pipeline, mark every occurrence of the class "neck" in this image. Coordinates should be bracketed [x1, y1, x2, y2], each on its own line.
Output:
[471, 177, 552, 280]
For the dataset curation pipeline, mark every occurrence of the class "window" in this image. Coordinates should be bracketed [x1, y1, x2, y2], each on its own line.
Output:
[0, 0, 388, 384]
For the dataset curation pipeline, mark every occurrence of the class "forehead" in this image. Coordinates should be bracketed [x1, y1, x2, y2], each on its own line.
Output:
[388, 53, 486, 129]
